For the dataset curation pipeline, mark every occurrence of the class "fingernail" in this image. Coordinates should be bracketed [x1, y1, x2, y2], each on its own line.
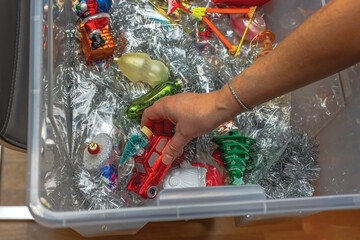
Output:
[162, 153, 174, 165]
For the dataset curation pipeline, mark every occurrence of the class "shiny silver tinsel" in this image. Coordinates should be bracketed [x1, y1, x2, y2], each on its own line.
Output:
[257, 128, 320, 199]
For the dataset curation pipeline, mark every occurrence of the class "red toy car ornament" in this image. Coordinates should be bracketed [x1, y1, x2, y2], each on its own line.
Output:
[191, 162, 224, 186]
[126, 122, 184, 199]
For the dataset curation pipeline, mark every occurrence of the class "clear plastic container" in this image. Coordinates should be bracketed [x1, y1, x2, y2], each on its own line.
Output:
[28, 0, 360, 236]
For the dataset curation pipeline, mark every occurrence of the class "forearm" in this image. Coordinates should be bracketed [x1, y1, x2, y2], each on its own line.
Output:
[218, 0, 360, 117]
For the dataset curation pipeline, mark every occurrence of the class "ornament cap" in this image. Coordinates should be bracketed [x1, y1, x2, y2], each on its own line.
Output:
[88, 142, 100, 155]
[258, 29, 275, 43]
[176, 78, 187, 87]
[141, 126, 154, 139]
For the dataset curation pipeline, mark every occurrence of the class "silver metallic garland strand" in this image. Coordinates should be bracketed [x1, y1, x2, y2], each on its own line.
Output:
[256, 128, 320, 199]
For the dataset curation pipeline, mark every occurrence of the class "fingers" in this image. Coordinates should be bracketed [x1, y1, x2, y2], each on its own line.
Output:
[153, 120, 175, 135]
[163, 120, 175, 134]
[141, 96, 176, 129]
[153, 120, 165, 134]
[140, 94, 189, 165]
[162, 129, 191, 165]
[141, 103, 166, 129]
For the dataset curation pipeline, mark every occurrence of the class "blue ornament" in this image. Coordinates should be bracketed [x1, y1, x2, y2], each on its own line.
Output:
[96, 0, 112, 13]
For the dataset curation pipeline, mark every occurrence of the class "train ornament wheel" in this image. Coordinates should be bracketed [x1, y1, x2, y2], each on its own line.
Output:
[147, 186, 158, 199]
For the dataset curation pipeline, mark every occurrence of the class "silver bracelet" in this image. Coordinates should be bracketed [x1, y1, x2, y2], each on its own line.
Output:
[228, 79, 251, 112]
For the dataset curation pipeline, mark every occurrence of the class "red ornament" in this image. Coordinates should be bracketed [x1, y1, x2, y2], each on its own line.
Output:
[230, 13, 266, 41]
[212, 149, 226, 168]
[211, 0, 271, 7]
[191, 162, 224, 186]
[191, 162, 224, 187]
[126, 121, 183, 199]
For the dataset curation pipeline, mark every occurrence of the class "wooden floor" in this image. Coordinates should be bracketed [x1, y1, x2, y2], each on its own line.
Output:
[1, 147, 360, 240]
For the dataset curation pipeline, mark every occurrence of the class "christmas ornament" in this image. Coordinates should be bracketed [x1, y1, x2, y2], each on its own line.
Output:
[83, 133, 118, 191]
[163, 162, 223, 189]
[211, 0, 271, 7]
[191, 162, 224, 186]
[126, 125, 184, 199]
[99, 163, 118, 191]
[163, 164, 207, 189]
[166, 0, 192, 15]
[167, 0, 181, 15]
[191, 7, 257, 55]
[230, 13, 266, 42]
[113, 53, 170, 88]
[212, 120, 236, 136]
[254, 29, 275, 60]
[233, 6, 257, 57]
[125, 79, 185, 120]
[212, 130, 256, 185]
[76, 0, 115, 64]
[148, 0, 185, 24]
[119, 129, 149, 166]
[166, 1, 256, 55]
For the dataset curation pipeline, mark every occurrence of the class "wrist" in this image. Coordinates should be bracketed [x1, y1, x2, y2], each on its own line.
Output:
[214, 83, 244, 121]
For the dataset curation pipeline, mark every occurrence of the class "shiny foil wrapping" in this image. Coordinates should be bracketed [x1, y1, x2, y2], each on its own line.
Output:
[41, 0, 321, 210]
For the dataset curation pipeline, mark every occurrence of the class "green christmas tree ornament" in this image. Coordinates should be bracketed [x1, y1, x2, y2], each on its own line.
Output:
[212, 130, 256, 185]
[212, 131, 256, 146]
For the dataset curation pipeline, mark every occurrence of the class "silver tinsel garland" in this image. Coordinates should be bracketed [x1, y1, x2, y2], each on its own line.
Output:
[257, 127, 320, 199]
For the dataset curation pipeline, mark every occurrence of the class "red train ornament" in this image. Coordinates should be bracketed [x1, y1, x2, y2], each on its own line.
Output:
[126, 125, 184, 199]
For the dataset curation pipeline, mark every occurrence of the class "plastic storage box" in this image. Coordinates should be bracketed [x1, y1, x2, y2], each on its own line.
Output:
[28, 0, 360, 236]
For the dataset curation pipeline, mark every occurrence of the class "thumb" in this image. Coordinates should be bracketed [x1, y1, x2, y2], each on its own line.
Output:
[162, 130, 190, 165]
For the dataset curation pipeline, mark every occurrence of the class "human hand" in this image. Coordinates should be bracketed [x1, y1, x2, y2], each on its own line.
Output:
[141, 88, 241, 165]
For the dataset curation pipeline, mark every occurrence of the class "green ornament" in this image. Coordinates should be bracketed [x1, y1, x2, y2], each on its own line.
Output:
[119, 134, 147, 166]
[211, 130, 256, 146]
[125, 79, 184, 120]
[218, 145, 253, 156]
[228, 168, 246, 179]
[230, 176, 244, 185]
[212, 130, 256, 185]
[222, 155, 248, 168]
[119, 126, 153, 166]
[217, 142, 252, 152]
[223, 152, 250, 160]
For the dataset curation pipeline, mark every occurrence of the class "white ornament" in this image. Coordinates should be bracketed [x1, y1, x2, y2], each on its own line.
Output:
[163, 166, 207, 189]
[83, 133, 114, 172]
